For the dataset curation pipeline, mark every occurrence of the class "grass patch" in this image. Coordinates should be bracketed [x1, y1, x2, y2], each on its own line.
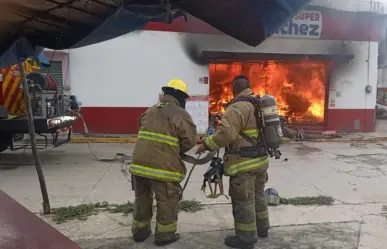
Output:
[107, 202, 134, 216]
[51, 199, 204, 224]
[52, 202, 108, 224]
[280, 196, 335, 206]
[51, 201, 134, 224]
[179, 199, 205, 213]
[50, 195, 335, 224]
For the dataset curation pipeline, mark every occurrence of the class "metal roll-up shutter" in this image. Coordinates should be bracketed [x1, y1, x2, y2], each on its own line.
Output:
[37, 61, 63, 94]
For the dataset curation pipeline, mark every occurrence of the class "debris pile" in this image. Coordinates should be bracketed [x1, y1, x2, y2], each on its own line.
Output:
[280, 116, 342, 141]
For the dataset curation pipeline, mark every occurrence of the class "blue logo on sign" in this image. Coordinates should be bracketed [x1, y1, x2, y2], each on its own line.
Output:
[274, 21, 320, 37]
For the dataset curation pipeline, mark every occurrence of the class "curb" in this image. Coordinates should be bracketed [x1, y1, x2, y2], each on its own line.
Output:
[70, 136, 387, 144]
[304, 137, 387, 143]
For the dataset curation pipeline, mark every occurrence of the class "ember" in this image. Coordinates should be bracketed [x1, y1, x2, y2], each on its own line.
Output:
[209, 61, 327, 123]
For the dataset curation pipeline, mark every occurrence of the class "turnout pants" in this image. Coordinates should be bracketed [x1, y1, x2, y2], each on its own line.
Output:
[131, 175, 182, 242]
[229, 164, 270, 243]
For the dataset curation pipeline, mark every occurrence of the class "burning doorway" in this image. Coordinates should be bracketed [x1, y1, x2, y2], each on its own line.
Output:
[209, 60, 328, 124]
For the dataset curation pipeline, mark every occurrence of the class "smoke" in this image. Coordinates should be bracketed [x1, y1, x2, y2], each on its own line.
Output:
[327, 41, 357, 73]
[328, 41, 357, 55]
[179, 34, 207, 65]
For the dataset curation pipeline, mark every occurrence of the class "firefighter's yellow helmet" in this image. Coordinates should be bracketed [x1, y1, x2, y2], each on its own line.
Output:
[166, 79, 188, 93]
[163, 79, 189, 98]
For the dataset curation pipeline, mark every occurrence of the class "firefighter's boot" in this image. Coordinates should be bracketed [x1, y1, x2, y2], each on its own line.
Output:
[154, 233, 180, 246]
[256, 210, 270, 238]
[133, 229, 151, 243]
[224, 236, 256, 249]
[257, 229, 269, 238]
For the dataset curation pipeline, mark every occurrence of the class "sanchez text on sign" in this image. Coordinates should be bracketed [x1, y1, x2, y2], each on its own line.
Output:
[272, 10, 322, 39]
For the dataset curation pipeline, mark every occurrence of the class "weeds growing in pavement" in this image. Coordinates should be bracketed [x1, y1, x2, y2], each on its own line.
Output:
[51, 200, 204, 224]
[108, 202, 135, 215]
[280, 196, 335, 206]
[51, 202, 109, 224]
[50, 196, 335, 224]
[179, 199, 205, 213]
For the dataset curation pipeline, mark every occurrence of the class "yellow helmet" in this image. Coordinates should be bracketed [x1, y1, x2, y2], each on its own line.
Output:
[163, 79, 189, 98]
[166, 79, 187, 93]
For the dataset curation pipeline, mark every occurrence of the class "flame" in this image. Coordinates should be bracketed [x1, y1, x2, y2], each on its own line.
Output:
[209, 60, 327, 123]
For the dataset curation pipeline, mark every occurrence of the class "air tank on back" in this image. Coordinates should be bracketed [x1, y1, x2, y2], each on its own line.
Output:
[258, 94, 283, 151]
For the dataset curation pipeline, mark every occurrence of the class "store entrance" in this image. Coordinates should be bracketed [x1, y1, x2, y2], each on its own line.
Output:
[208, 60, 329, 124]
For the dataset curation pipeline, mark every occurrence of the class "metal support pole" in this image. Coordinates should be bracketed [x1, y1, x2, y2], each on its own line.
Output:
[18, 62, 51, 214]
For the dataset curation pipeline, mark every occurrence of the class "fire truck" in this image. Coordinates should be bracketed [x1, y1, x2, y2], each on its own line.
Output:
[0, 53, 80, 153]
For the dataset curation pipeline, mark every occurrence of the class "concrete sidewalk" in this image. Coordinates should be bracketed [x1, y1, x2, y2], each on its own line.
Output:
[78, 223, 360, 249]
[40, 203, 386, 249]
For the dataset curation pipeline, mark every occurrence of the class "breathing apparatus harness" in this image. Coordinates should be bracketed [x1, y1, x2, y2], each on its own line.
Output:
[227, 94, 283, 160]
[226, 94, 284, 205]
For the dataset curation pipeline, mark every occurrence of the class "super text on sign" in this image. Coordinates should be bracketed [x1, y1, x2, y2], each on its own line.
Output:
[272, 11, 322, 39]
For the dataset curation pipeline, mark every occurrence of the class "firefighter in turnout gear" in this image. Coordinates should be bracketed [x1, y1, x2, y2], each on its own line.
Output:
[129, 79, 197, 246]
[196, 75, 270, 249]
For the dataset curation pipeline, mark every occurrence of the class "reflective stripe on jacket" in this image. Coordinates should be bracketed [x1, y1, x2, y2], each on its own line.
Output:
[138, 131, 180, 147]
[130, 95, 197, 182]
[226, 157, 269, 176]
[204, 88, 269, 176]
[129, 163, 185, 182]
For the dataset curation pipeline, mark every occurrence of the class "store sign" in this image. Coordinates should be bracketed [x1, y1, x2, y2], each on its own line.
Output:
[272, 10, 322, 39]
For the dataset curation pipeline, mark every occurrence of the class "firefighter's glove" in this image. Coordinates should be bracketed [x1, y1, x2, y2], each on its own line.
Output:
[196, 136, 205, 144]
[195, 143, 207, 154]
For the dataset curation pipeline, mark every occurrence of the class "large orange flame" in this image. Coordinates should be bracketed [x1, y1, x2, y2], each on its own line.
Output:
[209, 60, 327, 123]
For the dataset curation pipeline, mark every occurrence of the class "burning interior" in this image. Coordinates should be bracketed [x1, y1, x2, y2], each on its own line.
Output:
[209, 60, 328, 124]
